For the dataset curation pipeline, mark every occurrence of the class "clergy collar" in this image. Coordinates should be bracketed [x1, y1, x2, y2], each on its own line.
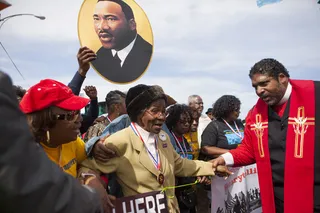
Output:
[134, 123, 155, 144]
[277, 81, 292, 105]
[111, 34, 137, 66]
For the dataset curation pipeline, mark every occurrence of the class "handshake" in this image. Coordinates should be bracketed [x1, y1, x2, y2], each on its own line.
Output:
[210, 157, 233, 179]
[197, 156, 233, 185]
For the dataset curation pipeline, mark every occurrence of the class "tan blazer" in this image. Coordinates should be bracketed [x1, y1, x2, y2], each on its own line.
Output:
[80, 127, 215, 213]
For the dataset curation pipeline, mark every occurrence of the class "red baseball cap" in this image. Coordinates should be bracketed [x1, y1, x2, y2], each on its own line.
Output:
[20, 79, 90, 113]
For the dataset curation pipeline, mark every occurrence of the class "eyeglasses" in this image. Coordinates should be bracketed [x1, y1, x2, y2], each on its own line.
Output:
[145, 109, 165, 118]
[53, 111, 80, 122]
[178, 119, 192, 125]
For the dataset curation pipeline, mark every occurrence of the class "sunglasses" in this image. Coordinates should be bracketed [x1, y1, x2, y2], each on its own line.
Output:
[53, 110, 80, 122]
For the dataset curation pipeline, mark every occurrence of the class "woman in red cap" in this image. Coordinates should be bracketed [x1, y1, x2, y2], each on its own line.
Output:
[20, 79, 90, 178]
[20, 79, 115, 212]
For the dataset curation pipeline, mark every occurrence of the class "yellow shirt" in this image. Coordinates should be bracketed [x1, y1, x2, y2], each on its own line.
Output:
[184, 131, 200, 160]
[40, 137, 87, 177]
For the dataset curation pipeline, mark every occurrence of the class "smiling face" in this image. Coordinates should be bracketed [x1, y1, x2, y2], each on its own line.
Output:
[251, 73, 288, 106]
[93, 1, 136, 50]
[49, 106, 83, 145]
[138, 99, 166, 134]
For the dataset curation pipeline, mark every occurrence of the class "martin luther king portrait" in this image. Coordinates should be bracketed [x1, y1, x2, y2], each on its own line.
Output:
[91, 0, 153, 84]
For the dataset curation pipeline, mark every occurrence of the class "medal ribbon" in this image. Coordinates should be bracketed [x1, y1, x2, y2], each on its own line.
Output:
[171, 132, 188, 158]
[222, 119, 243, 139]
[130, 123, 161, 170]
[106, 116, 112, 123]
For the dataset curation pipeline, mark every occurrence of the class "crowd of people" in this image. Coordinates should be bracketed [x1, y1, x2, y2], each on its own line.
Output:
[1, 44, 320, 213]
[12, 45, 239, 212]
[1, 45, 231, 213]
[2, 0, 320, 212]
[2, 47, 319, 213]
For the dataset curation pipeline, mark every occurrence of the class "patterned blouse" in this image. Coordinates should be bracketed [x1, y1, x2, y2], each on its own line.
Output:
[83, 119, 110, 143]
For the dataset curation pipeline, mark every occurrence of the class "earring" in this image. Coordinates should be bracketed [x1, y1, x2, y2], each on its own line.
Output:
[46, 131, 50, 144]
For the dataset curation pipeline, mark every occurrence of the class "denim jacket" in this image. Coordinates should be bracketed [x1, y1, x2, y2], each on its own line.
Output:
[85, 114, 131, 155]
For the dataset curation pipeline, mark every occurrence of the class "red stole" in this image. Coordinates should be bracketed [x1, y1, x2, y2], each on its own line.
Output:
[249, 79, 315, 213]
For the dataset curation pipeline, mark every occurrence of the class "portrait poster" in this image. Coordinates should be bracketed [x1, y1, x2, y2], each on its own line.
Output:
[211, 164, 262, 213]
[78, 0, 154, 84]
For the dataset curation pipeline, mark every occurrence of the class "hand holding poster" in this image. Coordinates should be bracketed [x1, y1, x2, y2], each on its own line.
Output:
[78, 0, 153, 84]
[211, 164, 262, 213]
[111, 190, 169, 213]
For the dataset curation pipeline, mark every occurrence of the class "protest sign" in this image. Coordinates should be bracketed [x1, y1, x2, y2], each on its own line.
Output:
[211, 164, 262, 213]
[112, 190, 169, 213]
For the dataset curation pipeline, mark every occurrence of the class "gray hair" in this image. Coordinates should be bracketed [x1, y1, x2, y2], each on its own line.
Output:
[188, 95, 200, 104]
[105, 90, 126, 111]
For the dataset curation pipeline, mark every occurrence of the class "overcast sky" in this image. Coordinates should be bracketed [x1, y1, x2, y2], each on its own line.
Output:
[1, 0, 319, 119]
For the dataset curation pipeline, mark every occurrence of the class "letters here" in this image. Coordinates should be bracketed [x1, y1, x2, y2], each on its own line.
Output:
[112, 191, 169, 213]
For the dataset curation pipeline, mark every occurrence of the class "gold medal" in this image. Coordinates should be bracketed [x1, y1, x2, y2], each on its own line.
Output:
[158, 173, 164, 185]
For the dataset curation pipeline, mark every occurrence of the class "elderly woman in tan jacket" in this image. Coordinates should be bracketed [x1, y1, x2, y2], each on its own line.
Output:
[79, 84, 228, 213]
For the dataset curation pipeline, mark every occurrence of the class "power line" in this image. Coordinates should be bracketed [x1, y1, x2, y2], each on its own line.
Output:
[0, 41, 26, 80]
